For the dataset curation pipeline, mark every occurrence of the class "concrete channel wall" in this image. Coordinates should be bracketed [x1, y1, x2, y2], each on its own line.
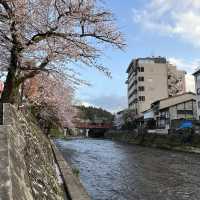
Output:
[0, 104, 91, 200]
[51, 141, 92, 200]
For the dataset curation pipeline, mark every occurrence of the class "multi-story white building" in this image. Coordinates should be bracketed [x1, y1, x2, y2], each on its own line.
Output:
[193, 69, 200, 119]
[184, 74, 195, 93]
[113, 110, 125, 130]
[126, 57, 187, 115]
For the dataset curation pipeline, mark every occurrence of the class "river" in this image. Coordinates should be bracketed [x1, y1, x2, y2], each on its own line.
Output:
[55, 138, 200, 200]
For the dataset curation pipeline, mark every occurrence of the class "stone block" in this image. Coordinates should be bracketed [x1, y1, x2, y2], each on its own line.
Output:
[0, 150, 8, 170]
[0, 138, 8, 152]
[0, 185, 10, 200]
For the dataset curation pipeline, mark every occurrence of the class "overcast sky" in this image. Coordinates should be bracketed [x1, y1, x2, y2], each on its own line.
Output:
[75, 0, 200, 113]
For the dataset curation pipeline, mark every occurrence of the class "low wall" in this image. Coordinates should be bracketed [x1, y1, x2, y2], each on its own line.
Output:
[105, 130, 200, 153]
[0, 104, 64, 200]
[51, 141, 92, 200]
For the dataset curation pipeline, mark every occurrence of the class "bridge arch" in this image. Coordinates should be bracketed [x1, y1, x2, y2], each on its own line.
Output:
[88, 128, 106, 138]
[74, 122, 112, 138]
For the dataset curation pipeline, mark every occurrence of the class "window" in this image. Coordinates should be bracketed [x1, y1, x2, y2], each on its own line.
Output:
[137, 67, 144, 72]
[197, 88, 200, 95]
[134, 98, 138, 103]
[139, 96, 145, 101]
[138, 76, 144, 81]
[142, 96, 145, 101]
[138, 86, 144, 91]
[177, 110, 193, 115]
[197, 75, 200, 81]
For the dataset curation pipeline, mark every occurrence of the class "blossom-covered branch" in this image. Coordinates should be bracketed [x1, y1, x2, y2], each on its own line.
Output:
[0, 0, 125, 104]
[24, 72, 76, 128]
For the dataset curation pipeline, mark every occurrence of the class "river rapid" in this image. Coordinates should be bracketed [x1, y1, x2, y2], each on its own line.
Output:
[55, 139, 200, 200]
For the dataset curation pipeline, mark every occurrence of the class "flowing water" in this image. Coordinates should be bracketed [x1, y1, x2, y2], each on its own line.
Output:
[55, 139, 200, 200]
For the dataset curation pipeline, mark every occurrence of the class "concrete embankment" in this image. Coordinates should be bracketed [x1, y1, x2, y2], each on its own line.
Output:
[105, 130, 200, 154]
[51, 141, 92, 200]
[0, 103, 91, 200]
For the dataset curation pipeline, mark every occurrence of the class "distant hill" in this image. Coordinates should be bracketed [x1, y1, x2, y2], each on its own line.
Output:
[75, 105, 114, 123]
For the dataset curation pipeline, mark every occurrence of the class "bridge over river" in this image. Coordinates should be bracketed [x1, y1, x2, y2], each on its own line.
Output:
[55, 138, 200, 200]
[73, 122, 112, 137]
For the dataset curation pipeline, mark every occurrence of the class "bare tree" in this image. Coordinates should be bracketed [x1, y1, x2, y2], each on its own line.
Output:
[0, 0, 125, 104]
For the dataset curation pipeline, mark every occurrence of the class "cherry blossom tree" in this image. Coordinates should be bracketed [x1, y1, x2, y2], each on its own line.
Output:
[0, 0, 125, 104]
[24, 72, 76, 129]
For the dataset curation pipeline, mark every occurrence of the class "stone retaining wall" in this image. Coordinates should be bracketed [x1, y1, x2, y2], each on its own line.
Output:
[0, 104, 64, 200]
[105, 130, 200, 153]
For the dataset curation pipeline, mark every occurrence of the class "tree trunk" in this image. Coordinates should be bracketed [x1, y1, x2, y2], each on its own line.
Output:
[1, 70, 21, 105]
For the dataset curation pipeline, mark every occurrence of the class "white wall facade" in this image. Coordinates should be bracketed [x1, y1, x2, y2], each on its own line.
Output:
[194, 72, 200, 119]
[114, 112, 124, 130]
[185, 74, 195, 93]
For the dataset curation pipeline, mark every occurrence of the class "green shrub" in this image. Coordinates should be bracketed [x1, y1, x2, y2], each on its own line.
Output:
[72, 167, 80, 177]
[49, 128, 64, 138]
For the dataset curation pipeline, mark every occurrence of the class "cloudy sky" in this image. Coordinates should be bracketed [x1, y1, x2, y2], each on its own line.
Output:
[75, 0, 200, 112]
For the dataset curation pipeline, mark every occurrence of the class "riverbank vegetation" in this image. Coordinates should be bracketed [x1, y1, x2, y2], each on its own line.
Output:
[105, 130, 200, 154]
[76, 105, 114, 123]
